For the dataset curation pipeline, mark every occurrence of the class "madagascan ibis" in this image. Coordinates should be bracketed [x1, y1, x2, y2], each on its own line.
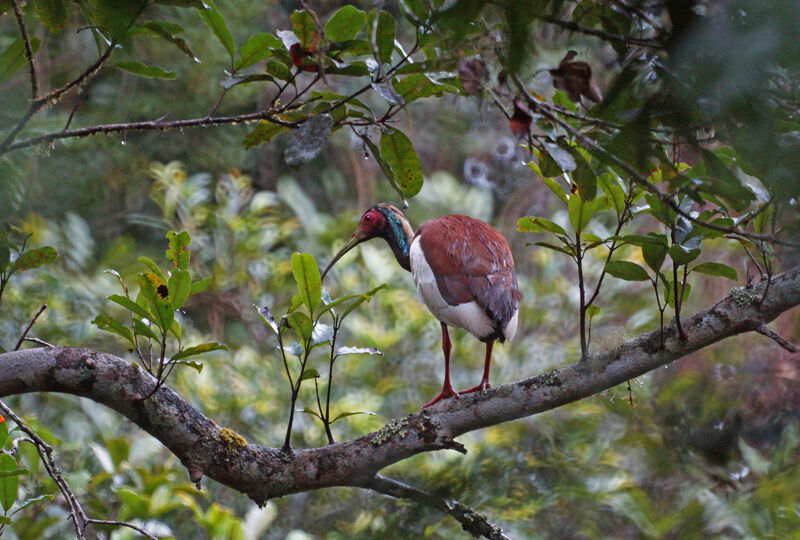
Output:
[321, 204, 521, 408]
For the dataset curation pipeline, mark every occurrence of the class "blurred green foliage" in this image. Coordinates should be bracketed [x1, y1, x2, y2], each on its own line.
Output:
[0, 0, 799, 539]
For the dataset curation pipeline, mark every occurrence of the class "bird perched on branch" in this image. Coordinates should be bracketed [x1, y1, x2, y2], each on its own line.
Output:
[321, 204, 521, 408]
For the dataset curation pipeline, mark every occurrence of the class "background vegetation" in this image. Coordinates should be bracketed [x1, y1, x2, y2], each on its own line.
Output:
[0, 0, 799, 538]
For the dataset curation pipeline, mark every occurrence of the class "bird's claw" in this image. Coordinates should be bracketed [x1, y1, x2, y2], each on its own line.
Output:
[459, 381, 491, 395]
[422, 385, 459, 409]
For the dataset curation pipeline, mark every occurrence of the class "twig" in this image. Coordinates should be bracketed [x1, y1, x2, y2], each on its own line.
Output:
[755, 323, 798, 353]
[87, 518, 159, 540]
[24, 337, 55, 348]
[10, 0, 38, 98]
[365, 475, 510, 540]
[14, 304, 47, 351]
[2, 110, 300, 155]
[538, 14, 664, 49]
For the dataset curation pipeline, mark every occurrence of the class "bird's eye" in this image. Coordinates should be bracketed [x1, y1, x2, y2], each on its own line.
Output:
[364, 215, 372, 222]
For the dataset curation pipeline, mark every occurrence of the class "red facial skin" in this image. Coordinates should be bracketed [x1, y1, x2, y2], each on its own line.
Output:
[355, 209, 387, 240]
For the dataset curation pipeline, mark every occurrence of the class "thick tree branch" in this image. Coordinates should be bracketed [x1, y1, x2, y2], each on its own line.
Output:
[0, 269, 798, 534]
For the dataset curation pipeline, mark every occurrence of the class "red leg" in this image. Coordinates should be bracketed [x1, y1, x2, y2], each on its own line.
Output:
[460, 341, 493, 395]
[422, 323, 459, 408]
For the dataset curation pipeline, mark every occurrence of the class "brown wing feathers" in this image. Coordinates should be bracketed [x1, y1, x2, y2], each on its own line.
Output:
[417, 215, 521, 341]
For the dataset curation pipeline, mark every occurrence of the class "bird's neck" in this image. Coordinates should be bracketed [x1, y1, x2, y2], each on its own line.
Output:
[383, 214, 415, 272]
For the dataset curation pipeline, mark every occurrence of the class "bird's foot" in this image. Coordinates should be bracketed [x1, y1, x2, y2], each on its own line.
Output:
[422, 385, 459, 409]
[459, 380, 491, 395]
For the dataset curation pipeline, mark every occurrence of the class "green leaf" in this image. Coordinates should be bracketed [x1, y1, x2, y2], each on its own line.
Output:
[642, 240, 667, 273]
[543, 142, 576, 174]
[664, 280, 691, 308]
[298, 407, 322, 420]
[300, 368, 320, 381]
[197, 0, 235, 61]
[10, 494, 54, 517]
[133, 318, 159, 341]
[115, 61, 177, 79]
[380, 129, 424, 198]
[568, 196, 597, 234]
[538, 174, 569, 205]
[165, 230, 191, 270]
[325, 6, 366, 42]
[0, 421, 8, 448]
[393, 74, 455, 102]
[0, 454, 19, 512]
[0, 516, 10, 525]
[691, 262, 738, 280]
[221, 72, 277, 89]
[286, 311, 313, 341]
[517, 216, 568, 237]
[154, 0, 207, 6]
[92, 314, 135, 345]
[169, 317, 182, 341]
[189, 276, 211, 295]
[168, 270, 190, 309]
[586, 304, 601, 321]
[598, 173, 626, 215]
[291, 9, 318, 49]
[700, 149, 755, 212]
[137, 256, 166, 280]
[340, 284, 387, 319]
[336, 346, 383, 356]
[235, 33, 282, 71]
[243, 120, 290, 149]
[166, 359, 203, 372]
[137, 273, 174, 332]
[253, 304, 279, 334]
[0, 469, 27, 478]
[371, 10, 395, 63]
[530, 242, 575, 257]
[331, 410, 376, 423]
[94, 0, 146, 42]
[35, 0, 68, 31]
[291, 252, 322, 315]
[567, 146, 597, 201]
[266, 60, 292, 81]
[134, 21, 197, 62]
[172, 342, 227, 360]
[668, 244, 701, 265]
[11, 246, 57, 272]
[108, 294, 152, 321]
[604, 260, 650, 281]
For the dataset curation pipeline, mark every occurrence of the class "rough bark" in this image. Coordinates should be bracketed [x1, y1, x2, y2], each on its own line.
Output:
[0, 268, 798, 508]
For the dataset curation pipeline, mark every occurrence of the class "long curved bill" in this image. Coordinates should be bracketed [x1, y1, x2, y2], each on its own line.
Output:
[320, 234, 362, 282]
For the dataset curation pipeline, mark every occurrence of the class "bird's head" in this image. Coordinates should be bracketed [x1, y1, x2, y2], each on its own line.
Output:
[321, 204, 413, 281]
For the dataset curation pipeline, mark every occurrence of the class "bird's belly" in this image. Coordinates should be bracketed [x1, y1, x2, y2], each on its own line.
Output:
[409, 240, 495, 339]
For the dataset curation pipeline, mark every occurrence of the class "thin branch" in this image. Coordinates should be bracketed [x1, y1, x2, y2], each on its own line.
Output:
[365, 474, 510, 540]
[2, 110, 300, 155]
[14, 304, 47, 351]
[755, 323, 798, 353]
[10, 0, 39, 98]
[87, 519, 159, 540]
[538, 14, 664, 49]
[24, 337, 55, 348]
